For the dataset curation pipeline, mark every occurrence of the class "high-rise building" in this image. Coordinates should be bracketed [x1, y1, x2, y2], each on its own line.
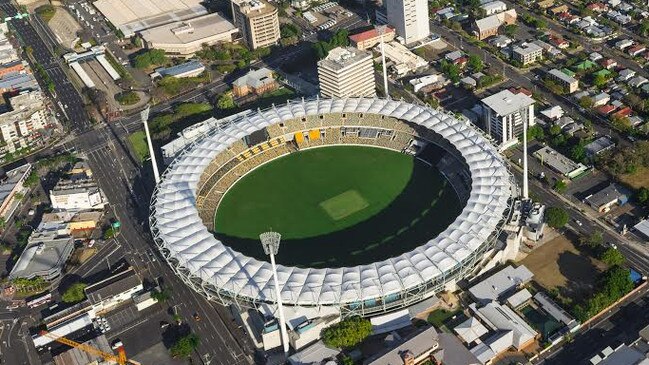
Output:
[231, 0, 280, 50]
[481, 89, 535, 150]
[385, 0, 429, 45]
[317, 47, 376, 98]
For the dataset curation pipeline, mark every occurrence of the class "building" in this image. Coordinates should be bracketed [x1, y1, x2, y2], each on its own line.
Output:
[231, 0, 280, 50]
[584, 135, 615, 157]
[481, 1, 507, 15]
[468, 265, 533, 303]
[385, 0, 430, 45]
[50, 163, 106, 211]
[0, 91, 51, 152]
[52, 335, 112, 365]
[512, 42, 543, 65]
[584, 184, 628, 212]
[93, 0, 208, 37]
[409, 74, 447, 93]
[533, 146, 589, 178]
[139, 13, 237, 56]
[0, 163, 31, 222]
[547, 68, 579, 93]
[473, 9, 517, 40]
[481, 89, 535, 149]
[380, 41, 428, 76]
[349, 27, 396, 50]
[469, 301, 538, 363]
[84, 267, 144, 315]
[232, 67, 278, 97]
[151, 60, 206, 79]
[365, 326, 481, 365]
[317, 47, 376, 98]
[288, 341, 341, 365]
[9, 231, 74, 280]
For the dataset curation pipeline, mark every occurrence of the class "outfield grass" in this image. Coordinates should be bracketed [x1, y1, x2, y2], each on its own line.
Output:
[214, 146, 461, 267]
[128, 131, 148, 162]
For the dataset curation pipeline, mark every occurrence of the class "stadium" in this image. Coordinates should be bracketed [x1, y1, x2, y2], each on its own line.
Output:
[149, 97, 515, 317]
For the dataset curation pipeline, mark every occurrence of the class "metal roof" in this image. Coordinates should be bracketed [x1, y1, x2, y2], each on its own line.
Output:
[150, 97, 513, 307]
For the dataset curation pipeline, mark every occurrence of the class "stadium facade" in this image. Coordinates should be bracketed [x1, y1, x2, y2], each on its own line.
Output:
[149, 97, 516, 317]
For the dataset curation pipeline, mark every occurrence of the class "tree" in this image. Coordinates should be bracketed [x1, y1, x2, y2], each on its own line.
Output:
[526, 125, 545, 141]
[579, 96, 594, 109]
[217, 92, 235, 110]
[600, 247, 625, 266]
[593, 74, 608, 88]
[549, 124, 562, 136]
[636, 187, 649, 205]
[62, 282, 88, 303]
[640, 20, 649, 36]
[570, 143, 586, 162]
[151, 289, 170, 302]
[580, 231, 603, 247]
[322, 317, 372, 348]
[170, 334, 199, 358]
[503, 24, 518, 37]
[546, 206, 569, 228]
[553, 180, 567, 193]
[468, 55, 484, 72]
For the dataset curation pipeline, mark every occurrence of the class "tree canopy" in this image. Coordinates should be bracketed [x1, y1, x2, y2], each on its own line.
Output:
[322, 316, 372, 348]
[170, 333, 199, 358]
[62, 282, 88, 303]
[573, 266, 633, 321]
[600, 247, 625, 267]
[217, 92, 236, 110]
[133, 49, 167, 69]
[312, 29, 350, 59]
[546, 206, 569, 228]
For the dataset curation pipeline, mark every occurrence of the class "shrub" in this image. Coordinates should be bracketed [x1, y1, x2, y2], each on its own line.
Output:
[322, 317, 372, 349]
[62, 282, 87, 303]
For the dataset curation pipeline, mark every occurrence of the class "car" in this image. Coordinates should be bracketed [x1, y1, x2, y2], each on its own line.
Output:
[160, 321, 170, 329]
[88, 239, 95, 248]
[111, 340, 123, 350]
[607, 241, 618, 249]
[575, 219, 583, 227]
[193, 313, 201, 321]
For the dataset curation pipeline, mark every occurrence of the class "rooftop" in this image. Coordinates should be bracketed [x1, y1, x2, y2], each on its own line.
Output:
[548, 68, 578, 84]
[470, 301, 538, 349]
[468, 265, 533, 302]
[9, 232, 74, 280]
[512, 42, 543, 56]
[533, 145, 587, 177]
[0, 163, 31, 210]
[155, 60, 205, 77]
[139, 13, 236, 47]
[481, 89, 535, 117]
[84, 267, 142, 304]
[585, 183, 627, 208]
[365, 326, 439, 365]
[318, 47, 372, 71]
[233, 67, 275, 89]
[349, 27, 395, 43]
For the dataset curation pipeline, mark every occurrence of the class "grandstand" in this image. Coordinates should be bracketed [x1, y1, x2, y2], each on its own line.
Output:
[150, 97, 515, 317]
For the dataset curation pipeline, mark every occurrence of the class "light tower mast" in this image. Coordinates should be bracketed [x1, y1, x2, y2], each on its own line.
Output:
[376, 25, 389, 97]
[141, 106, 160, 184]
[522, 113, 529, 200]
[260, 231, 290, 357]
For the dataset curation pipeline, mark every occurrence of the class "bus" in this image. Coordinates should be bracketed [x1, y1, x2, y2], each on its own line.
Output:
[27, 293, 52, 309]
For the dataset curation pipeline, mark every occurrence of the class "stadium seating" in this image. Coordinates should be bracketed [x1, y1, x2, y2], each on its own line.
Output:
[197, 115, 467, 223]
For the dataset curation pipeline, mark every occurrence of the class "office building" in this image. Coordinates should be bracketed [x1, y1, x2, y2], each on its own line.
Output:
[9, 231, 74, 280]
[481, 89, 535, 149]
[317, 47, 376, 98]
[385, 0, 430, 45]
[231, 0, 280, 50]
[0, 163, 31, 222]
[50, 163, 106, 211]
[140, 13, 237, 56]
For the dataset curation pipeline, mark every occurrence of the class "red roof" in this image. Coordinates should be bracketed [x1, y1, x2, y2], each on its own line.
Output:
[454, 56, 468, 65]
[600, 59, 617, 67]
[597, 105, 616, 114]
[509, 87, 533, 96]
[628, 45, 646, 54]
[613, 106, 632, 118]
[586, 3, 606, 10]
[349, 27, 395, 43]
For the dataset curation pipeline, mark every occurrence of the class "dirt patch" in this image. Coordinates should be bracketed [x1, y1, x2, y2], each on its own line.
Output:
[618, 166, 649, 190]
[520, 235, 607, 303]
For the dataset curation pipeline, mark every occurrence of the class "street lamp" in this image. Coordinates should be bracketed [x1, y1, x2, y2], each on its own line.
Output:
[260, 231, 290, 357]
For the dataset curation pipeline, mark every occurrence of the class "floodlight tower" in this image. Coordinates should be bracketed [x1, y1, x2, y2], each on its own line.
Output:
[141, 106, 160, 184]
[376, 25, 389, 97]
[522, 114, 529, 200]
[260, 231, 290, 356]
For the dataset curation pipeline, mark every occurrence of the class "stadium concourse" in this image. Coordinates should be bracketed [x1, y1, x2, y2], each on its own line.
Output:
[149, 97, 516, 317]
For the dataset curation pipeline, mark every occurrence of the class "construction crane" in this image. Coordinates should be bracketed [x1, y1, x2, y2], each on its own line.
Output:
[39, 330, 140, 365]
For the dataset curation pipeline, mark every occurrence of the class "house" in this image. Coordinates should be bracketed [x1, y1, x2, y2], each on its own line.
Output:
[584, 135, 615, 156]
[615, 39, 633, 50]
[445, 50, 464, 61]
[616, 68, 635, 82]
[597, 104, 617, 115]
[628, 76, 648, 88]
[490, 35, 512, 48]
[587, 2, 608, 12]
[461, 77, 477, 88]
[533, 40, 562, 58]
[592, 92, 611, 106]
[540, 105, 564, 120]
[628, 45, 647, 57]
[584, 184, 628, 212]
[589, 52, 603, 61]
[232, 67, 278, 97]
[600, 58, 617, 69]
[548, 35, 569, 49]
[613, 106, 632, 118]
[473, 9, 517, 40]
[537, 0, 554, 9]
[533, 145, 589, 178]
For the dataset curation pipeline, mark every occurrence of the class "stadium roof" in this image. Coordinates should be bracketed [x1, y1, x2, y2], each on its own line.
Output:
[150, 97, 513, 308]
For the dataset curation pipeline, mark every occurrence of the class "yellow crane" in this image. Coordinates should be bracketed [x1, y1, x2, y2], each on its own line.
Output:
[39, 330, 141, 365]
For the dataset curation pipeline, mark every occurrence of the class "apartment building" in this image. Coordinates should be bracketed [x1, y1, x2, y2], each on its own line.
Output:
[317, 47, 376, 98]
[385, 0, 430, 44]
[547, 68, 579, 93]
[231, 0, 280, 50]
[0, 90, 50, 152]
[481, 89, 535, 150]
[512, 42, 543, 65]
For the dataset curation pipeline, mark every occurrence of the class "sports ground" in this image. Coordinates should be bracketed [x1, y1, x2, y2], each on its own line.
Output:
[214, 146, 462, 268]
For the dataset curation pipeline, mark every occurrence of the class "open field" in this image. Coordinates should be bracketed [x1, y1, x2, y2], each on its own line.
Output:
[521, 235, 607, 303]
[128, 131, 148, 162]
[618, 166, 649, 190]
[214, 146, 461, 267]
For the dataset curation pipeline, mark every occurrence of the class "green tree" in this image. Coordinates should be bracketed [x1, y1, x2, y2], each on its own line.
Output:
[579, 96, 594, 109]
[526, 125, 545, 141]
[503, 24, 518, 37]
[549, 124, 562, 136]
[546, 206, 569, 228]
[580, 231, 604, 248]
[593, 74, 608, 88]
[571, 143, 586, 162]
[600, 247, 625, 266]
[217, 92, 235, 110]
[553, 180, 567, 193]
[151, 289, 170, 302]
[640, 20, 649, 36]
[170, 334, 199, 358]
[62, 282, 88, 303]
[636, 187, 649, 204]
[467, 55, 484, 72]
[322, 317, 372, 348]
